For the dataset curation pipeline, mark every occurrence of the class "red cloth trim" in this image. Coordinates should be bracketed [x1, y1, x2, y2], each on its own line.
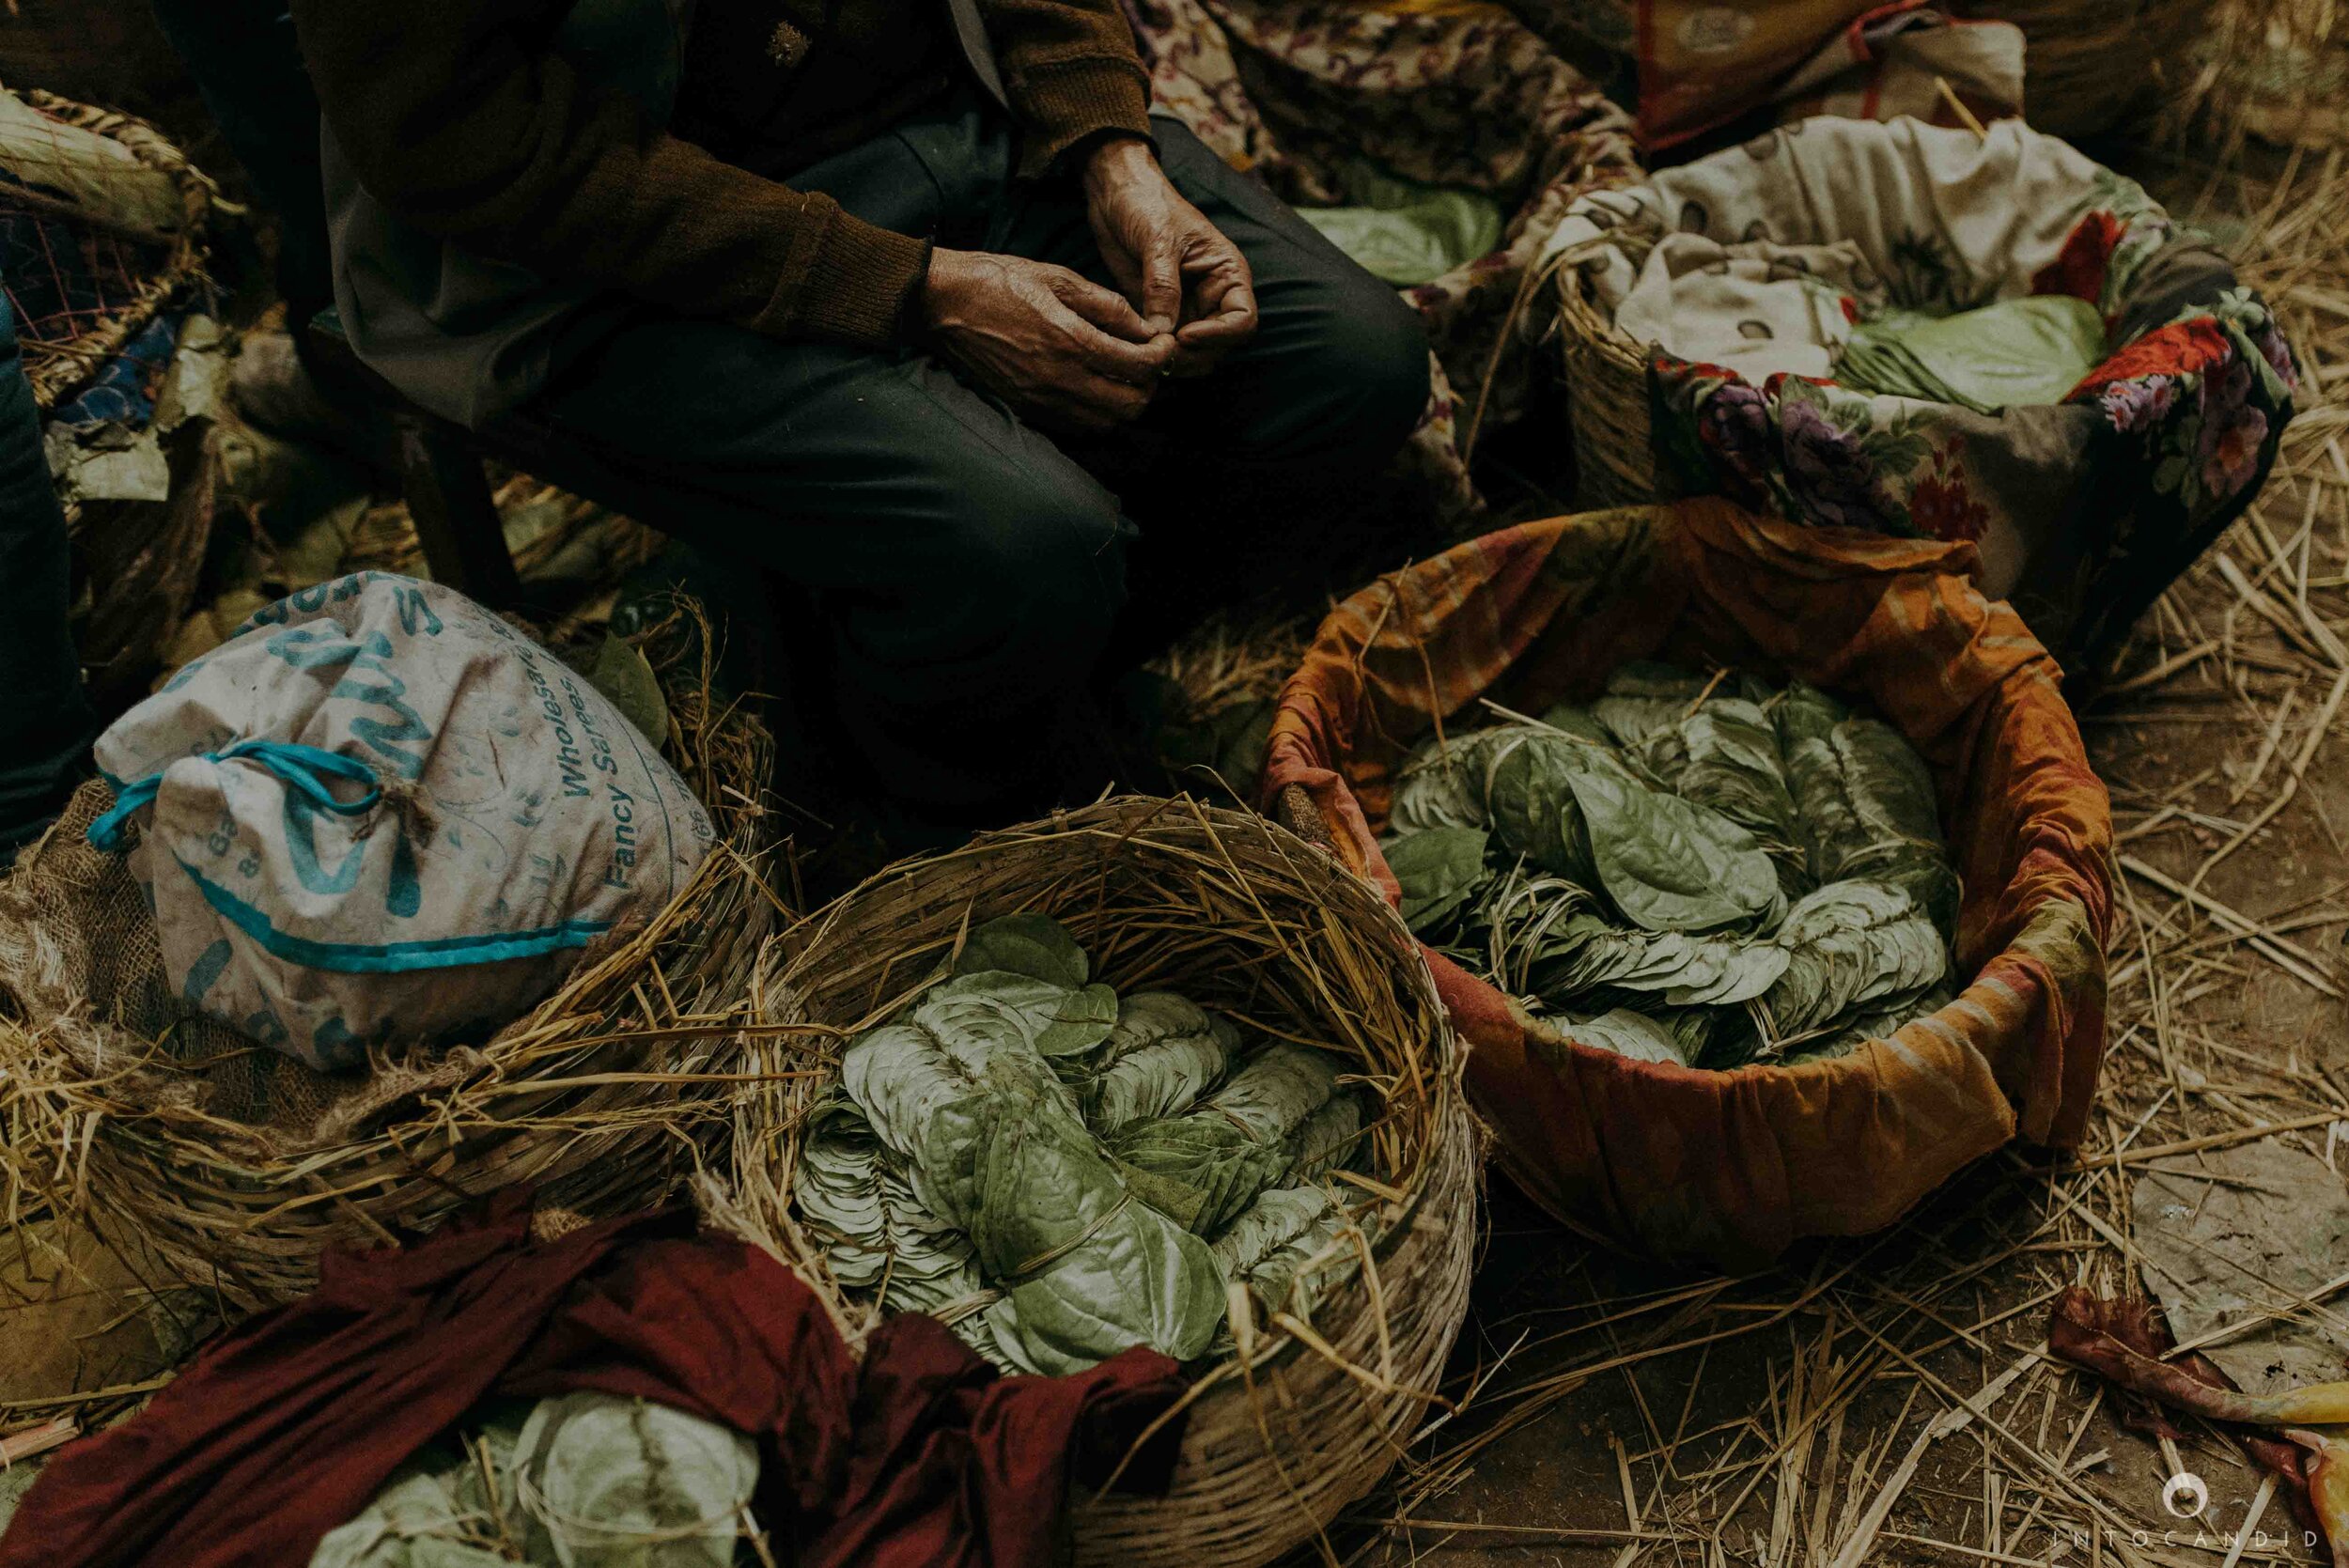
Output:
[2030, 210, 2125, 305]
[2069, 316, 2233, 399]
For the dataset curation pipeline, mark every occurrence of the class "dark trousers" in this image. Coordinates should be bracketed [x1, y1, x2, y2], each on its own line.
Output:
[499, 97, 1431, 815]
[0, 289, 98, 856]
[146, 0, 336, 332]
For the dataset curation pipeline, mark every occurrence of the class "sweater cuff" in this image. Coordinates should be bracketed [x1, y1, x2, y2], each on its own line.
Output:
[763, 206, 934, 347]
[1012, 55, 1154, 175]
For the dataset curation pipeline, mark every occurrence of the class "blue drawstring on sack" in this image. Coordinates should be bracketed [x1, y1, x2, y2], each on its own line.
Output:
[88, 740, 381, 853]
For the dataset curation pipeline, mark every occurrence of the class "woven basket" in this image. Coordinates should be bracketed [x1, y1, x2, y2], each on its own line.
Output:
[1954, 0, 2216, 141]
[729, 797, 1478, 1568]
[0, 605, 786, 1308]
[1553, 234, 1660, 510]
[1, 88, 214, 413]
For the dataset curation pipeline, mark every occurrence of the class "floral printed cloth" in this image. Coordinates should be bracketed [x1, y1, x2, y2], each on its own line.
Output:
[1538, 116, 2297, 667]
[1120, 0, 1640, 520]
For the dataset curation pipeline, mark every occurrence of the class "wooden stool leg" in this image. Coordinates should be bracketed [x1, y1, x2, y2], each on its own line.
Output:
[393, 410, 523, 609]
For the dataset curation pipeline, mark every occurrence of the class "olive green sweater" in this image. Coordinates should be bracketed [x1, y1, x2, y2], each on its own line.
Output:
[289, 0, 1153, 348]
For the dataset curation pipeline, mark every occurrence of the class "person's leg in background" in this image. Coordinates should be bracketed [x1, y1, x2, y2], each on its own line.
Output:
[0, 287, 100, 863]
[505, 319, 1134, 829]
[148, 0, 367, 445]
[146, 0, 334, 332]
[481, 98, 1140, 831]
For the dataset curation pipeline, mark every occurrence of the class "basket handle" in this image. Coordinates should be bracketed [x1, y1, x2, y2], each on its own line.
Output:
[1273, 783, 1336, 853]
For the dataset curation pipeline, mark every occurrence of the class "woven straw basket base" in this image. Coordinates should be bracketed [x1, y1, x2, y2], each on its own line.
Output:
[0, 607, 783, 1308]
[730, 796, 1479, 1568]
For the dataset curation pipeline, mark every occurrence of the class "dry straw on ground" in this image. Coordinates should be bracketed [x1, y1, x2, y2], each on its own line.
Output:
[723, 796, 1478, 1568]
[0, 603, 788, 1312]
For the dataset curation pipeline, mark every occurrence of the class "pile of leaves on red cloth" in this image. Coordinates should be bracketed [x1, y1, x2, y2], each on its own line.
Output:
[0, 1192, 1189, 1568]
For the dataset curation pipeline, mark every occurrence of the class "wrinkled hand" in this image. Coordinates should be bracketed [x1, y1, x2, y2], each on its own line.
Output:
[1081, 136, 1256, 377]
[923, 248, 1177, 431]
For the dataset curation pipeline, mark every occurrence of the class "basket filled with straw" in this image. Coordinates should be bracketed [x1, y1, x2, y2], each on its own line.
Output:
[0, 602, 786, 1309]
[729, 796, 1476, 1568]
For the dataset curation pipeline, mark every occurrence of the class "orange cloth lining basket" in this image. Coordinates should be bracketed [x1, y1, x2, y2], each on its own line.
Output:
[1263, 498, 2112, 1268]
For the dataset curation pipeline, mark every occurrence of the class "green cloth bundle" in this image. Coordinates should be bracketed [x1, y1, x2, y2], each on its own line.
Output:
[1836, 294, 2107, 413]
[1295, 166, 1506, 287]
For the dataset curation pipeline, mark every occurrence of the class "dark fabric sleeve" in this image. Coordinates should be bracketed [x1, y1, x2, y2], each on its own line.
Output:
[289, 0, 930, 346]
[975, 0, 1154, 171]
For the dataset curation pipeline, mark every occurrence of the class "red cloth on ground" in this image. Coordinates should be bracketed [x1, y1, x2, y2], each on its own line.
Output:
[0, 1194, 1187, 1568]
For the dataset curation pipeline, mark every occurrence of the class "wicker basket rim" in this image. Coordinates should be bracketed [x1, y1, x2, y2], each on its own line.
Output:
[730, 794, 1479, 1562]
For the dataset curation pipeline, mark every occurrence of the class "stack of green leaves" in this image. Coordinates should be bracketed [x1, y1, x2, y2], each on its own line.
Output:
[1383, 664, 1959, 1070]
[794, 915, 1369, 1376]
[310, 1392, 759, 1568]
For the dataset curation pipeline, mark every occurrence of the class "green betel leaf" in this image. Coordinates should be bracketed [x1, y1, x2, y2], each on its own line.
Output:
[1034, 984, 1121, 1057]
[1391, 727, 1513, 831]
[1212, 1184, 1352, 1317]
[1678, 702, 1805, 870]
[1384, 824, 1493, 935]
[584, 633, 670, 747]
[1831, 720, 1960, 931]
[1560, 1007, 1688, 1065]
[1769, 677, 1848, 753]
[1532, 704, 1621, 747]
[1111, 1155, 1210, 1232]
[818, 918, 1371, 1380]
[1000, 1200, 1228, 1375]
[1081, 994, 1240, 1132]
[914, 971, 1117, 1062]
[1286, 1091, 1363, 1181]
[1206, 1043, 1345, 1141]
[946, 1087, 1228, 1375]
[1110, 1044, 1346, 1234]
[1592, 694, 1690, 757]
[1564, 771, 1784, 934]
[1784, 982, 1954, 1065]
[1756, 878, 1950, 1044]
[1484, 731, 1620, 880]
[310, 1451, 518, 1568]
[954, 912, 1091, 988]
[511, 1392, 758, 1568]
[1109, 1116, 1290, 1236]
[795, 1097, 982, 1314]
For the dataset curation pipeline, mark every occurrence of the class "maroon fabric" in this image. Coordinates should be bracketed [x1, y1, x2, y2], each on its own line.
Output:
[0, 1195, 1188, 1568]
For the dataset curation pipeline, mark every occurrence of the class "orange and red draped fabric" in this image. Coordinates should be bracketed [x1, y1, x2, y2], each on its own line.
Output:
[1264, 499, 2111, 1267]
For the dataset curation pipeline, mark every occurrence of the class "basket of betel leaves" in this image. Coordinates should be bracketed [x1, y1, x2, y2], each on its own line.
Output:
[728, 796, 1477, 1568]
[1264, 497, 2114, 1270]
